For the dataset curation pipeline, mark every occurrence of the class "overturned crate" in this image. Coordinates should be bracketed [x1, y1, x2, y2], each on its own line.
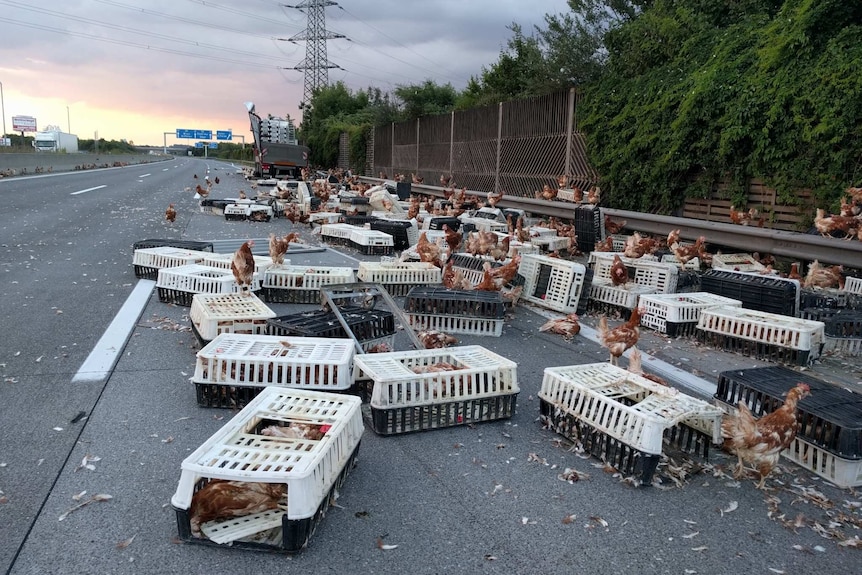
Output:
[156, 264, 261, 307]
[353, 346, 519, 435]
[696, 306, 825, 366]
[356, 261, 442, 297]
[171, 387, 363, 552]
[192, 334, 355, 408]
[347, 228, 394, 255]
[132, 245, 211, 280]
[715, 366, 862, 487]
[261, 265, 355, 304]
[518, 253, 587, 313]
[189, 292, 277, 347]
[404, 285, 507, 336]
[701, 269, 800, 317]
[267, 307, 396, 353]
[539, 363, 723, 485]
[639, 292, 743, 337]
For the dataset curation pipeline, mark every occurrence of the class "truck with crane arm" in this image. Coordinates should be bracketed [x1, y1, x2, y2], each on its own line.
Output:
[245, 102, 309, 179]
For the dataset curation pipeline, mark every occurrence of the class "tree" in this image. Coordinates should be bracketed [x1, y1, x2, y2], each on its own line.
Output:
[394, 80, 457, 121]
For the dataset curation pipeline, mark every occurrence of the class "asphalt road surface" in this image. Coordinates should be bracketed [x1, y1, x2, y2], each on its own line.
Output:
[0, 159, 859, 575]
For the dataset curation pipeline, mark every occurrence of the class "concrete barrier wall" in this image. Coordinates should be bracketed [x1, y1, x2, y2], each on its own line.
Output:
[0, 153, 171, 176]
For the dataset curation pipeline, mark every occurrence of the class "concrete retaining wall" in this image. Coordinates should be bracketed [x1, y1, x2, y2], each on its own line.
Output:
[0, 153, 171, 176]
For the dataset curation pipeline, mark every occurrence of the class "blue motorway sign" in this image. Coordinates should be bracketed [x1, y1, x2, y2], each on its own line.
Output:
[176, 128, 195, 139]
[194, 142, 204, 148]
[216, 130, 232, 141]
[195, 129, 212, 140]
[208, 142, 218, 149]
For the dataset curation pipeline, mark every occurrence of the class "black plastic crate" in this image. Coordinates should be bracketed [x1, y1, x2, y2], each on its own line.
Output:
[156, 287, 196, 307]
[824, 310, 862, 338]
[574, 204, 604, 254]
[715, 366, 862, 459]
[133, 239, 214, 252]
[198, 199, 232, 215]
[447, 254, 526, 288]
[701, 269, 799, 316]
[343, 215, 377, 226]
[405, 286, 506, 319]
[427, 217, 461, 231]
[696, 330, 815, 366]
[173, 445, 359, 553]
[370, 394, 518, 435]
[576, 268, 593, 316]
[370, 220, 414, 250]
[266, 307, 395, 342]
[261, 287, 321, 304]
[395, 181, 411, 200]
[675, 270, 702, 293]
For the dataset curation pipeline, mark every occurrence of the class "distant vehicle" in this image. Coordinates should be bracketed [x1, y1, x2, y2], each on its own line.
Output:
[32, 130, 78, 153]
[245, 102, 309, 179]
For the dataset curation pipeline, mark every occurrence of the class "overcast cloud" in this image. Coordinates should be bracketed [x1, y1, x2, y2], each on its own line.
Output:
[0, 0, 571, 146]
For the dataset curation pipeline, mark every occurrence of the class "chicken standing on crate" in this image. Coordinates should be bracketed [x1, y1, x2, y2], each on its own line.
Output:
[268, 232, 300, 267]
[597, 308, 642, 365]
[189, 480, 286, 538]
[442, 224, 462, 256]
[230, 240, 256, 295]
[416, 232, 444, 267]
[721, 383, 811, 489]
[609, 255, 628, 286]
[803, 260, 844, 289]
[672, 236, 706, 266]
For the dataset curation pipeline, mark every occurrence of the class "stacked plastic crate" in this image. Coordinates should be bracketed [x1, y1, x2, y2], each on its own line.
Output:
[404, 286, 507, 336]
[171, 388, 363, 552]
[715, 366, 862, 487]
[539, 363, 723, 485]
[260, 265, 354, 304]
[156, 264, 261, 306]
[357, 261, 442, 296]
[188, 292, 277, 347]
[639, 292, 743, 337]
[347, 228, 394, 255]
[353, 346, 519, 435]
[700, 269, 800, 316]
[370, 219, 418, 251]
[696, 306, 825, 365]
[192, 334, 355, 408]
[132, 245, 212, 280]
[588, 253, 678, 317]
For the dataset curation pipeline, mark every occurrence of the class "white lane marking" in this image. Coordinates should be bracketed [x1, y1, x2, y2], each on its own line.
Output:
[72, 280, 155, 382]
[71, 185, 107, 195]
[139, 173, 151, 178]
[163, 168, 170, 171]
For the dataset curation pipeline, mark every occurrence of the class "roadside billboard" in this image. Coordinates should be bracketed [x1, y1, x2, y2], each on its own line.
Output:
[12, 116, 37, 132]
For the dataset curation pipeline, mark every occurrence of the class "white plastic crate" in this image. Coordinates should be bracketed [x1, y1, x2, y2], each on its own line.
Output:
[308, 212, 342, 224]
[406, 313, 504, 337]
[132, 246, 210, 279]
[530, 235, 570, 252]
[588, 282, 657, 311]
[845, 276, 862, 295]
[556, 188, 585, 203]
[592, 255, 678, 294]
[530, 226, 559, 238]
[194, 334, 355, 391]
[660, 254, 701, 270]
[357, 261, 442, 295]
[518, 254, 587, 313]
[202, 253, 273, 275]
[247, 204, 273, 221]
[224, 203, 250, 220]
[460, 215, 508, 234]
[353, 346, 519, 434]
[539, 363, 723, 455]
[588, 251, 658, 266]
[697, 305, 825, 363]
[508, 240, 539, 257]
[348, 228, 394, 254]
[262, 265, 355, 290]
[171, 388, 363, 550]
[189, 292, 277, 344]
[639, 292, 743, 336]
[711, 253, 766, 272]
[156, 264, 261, 306]
[823, 336, 862, 356]
[783, 436, 862, 488]
[320, 223, 359, 244]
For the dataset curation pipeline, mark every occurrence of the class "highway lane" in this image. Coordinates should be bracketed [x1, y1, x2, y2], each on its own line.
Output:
[0, 157, 234, 573]
[1, 165, 859, 575]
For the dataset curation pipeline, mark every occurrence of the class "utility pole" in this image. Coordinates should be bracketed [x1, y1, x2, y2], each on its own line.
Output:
[285, 0, 345, 109]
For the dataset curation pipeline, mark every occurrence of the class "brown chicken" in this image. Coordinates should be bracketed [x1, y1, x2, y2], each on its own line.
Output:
[666, 229, 680, 249]
[488, 236, 512, 261]
[486, 190, 503, 208]
[268, 232, 299, 267]
[604, 216, 626, 235]
[593, 236, 614, 252]
[238, 190, 247, 200]
[416, 232, 443, 267]
[721, 383, 811, 489]
[474, 264, 501, 292]
[557, 175, 568, 189]
[729, 205, 764, 226]
[465, 230, 499, 257]
[417, 330, 458, 349]
[539, 313, 580, 340]
[488, 254, 521, 287]
[623, 233, 647, 258]
[189, 480, 285, 538]
[442, 261, 473, 290]
[814, 208, 858, 239]
[260, 422, 328, 441]
[231, 240, 256, 295]
[194, 183, 210, 199]
[165, 203, 177, 223]
[672, 236, 706, 266]
[803, 260, 844, 289]
[442, 224, 462, 255]
[787, 262, 802, 281]
[597, 308, 642, 365]
[536, 184, 557, 201]
[586, 186, 600, 204]
[285, 204, 309, 224]
[609, 254, 628, 286]
[627, 347, 668, 386]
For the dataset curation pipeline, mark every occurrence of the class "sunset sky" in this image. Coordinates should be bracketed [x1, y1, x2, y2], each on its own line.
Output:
[0, 0, 569, 146]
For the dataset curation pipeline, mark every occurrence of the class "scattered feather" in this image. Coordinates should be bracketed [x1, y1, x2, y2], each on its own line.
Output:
[562, 514, 577, 524]
[682, 531, 699, 539]
[376, 538, 398, 550]
[116, 534, 136, 549]
[691, 546, 708, 552]
[719, 501, 738, 516]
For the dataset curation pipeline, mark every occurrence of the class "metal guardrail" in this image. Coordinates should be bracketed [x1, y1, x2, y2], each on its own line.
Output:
[364, 179, 862, 268]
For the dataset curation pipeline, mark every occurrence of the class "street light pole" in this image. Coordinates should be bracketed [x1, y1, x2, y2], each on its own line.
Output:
[67, 106, 70, 134]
